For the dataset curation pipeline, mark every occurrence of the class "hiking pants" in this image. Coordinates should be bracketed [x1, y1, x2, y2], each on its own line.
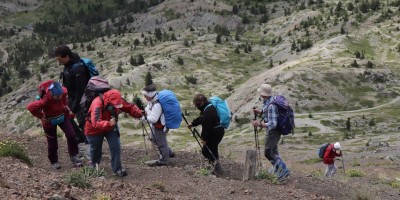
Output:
[202, 127, 224, 162]
[87, 128, 122, 173]
[150, 127, 173, 164]
[44, 119, 78, 164]
[325, 163, 337, 177]
[264, 129, 282, 162]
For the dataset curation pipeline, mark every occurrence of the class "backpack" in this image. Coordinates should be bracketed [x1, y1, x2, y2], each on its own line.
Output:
[207, 96, 231, 129]
[270, 95, 295, 135]
[318, 143, 330, 159]
[156, 90, 182, 129]
[80, 76, 111, 115]
[72, 58, 99, 78]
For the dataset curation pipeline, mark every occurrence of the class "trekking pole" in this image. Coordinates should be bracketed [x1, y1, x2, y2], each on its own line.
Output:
[143, 114, 169, 168]
[252, 107, 262, 168]
[341, 151, 346, 175]
[181, 113, 218, 162]
[141, 122, 147, 155]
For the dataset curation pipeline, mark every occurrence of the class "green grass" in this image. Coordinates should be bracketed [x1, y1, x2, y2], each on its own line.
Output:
[300, 158, 322, 165]
[0, 140, 32, 165]
[345, 37, 376, 58]
[64, 171, 91, 189]
[347, 169, 364, 177]
[197, 167, 211, 176]
[294, 126, 321, 134]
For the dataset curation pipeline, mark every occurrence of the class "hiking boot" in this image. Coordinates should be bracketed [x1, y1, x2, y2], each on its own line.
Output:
[277, 170, 291, 181]
[114, 168, 128, 177]
[169, 153, 176, 158]
[51, 162, 61, 170]
[211, 161, 223, 175]
[146, 160, 166, 167]
[70, 155, 83, 167]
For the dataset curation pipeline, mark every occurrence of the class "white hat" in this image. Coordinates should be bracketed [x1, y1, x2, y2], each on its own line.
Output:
[257, 84, 272, 96]
[334, 142, 341, 150]
[141, 84, 157, 98]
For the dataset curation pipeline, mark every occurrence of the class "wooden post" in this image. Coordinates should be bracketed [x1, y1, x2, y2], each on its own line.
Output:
[243, 149, 257, 181]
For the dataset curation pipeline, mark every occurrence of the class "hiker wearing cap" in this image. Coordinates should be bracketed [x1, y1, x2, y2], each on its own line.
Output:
[251, 83, 291, 180]
[141, 84, 175, 167]
[189, 94, 224, 174]
[55, 45, 92, 161]
[27, 81, 82, 170]
[84, 89, 143, 177]
[323, 142, 342, 177]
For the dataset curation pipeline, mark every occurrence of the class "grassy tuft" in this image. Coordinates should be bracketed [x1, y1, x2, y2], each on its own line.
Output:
[151, 181, 166, 192]
[347, 169, 364, 177]
[0, 140, 32, 166]
[64, 171, 91, 189]
[197, 167, 211, 176]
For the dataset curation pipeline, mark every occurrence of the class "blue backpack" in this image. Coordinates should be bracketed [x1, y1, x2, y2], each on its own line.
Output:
[72, 58, 99, 78]
[207, 96, 231, 129]
[157, 90, 182, 129]
[270, 95, 295, 135]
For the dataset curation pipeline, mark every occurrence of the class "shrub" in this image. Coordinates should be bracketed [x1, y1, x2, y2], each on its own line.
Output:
[185, 75, 197, 85]
[0, 140, 32, 165]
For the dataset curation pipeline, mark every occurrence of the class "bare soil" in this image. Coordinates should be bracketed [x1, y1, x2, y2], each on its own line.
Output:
[1, 134, 399, 200]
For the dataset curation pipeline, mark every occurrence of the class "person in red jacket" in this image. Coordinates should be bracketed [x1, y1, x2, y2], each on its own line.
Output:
[323, 142, 342, 177]
[84, 89, 142, 177]
[27, 81, 81, 170]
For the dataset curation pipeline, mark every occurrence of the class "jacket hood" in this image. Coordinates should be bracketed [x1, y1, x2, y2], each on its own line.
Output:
[103, 89, 123, 107]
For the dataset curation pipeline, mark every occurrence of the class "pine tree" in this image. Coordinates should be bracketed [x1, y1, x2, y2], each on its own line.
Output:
[216, 34, 221, 44]
[137, 54, 145, 65]
[145, 71, 154, 86]
[346, 117, 351, 131]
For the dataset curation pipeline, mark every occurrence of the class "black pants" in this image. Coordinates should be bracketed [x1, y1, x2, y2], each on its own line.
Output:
[202, 127, 224, 162]
[71, 109, 87, 144]
[264, 129, 282, 162]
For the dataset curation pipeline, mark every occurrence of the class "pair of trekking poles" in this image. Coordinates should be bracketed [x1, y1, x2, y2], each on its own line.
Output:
[139, 113, 217, 166]
[253, 107, 265, 169]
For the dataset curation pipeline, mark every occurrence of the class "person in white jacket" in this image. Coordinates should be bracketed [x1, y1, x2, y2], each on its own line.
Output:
[141, 84, 175, 166]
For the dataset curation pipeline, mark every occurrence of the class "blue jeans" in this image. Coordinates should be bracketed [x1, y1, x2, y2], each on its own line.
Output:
[87, 128, 122, 173]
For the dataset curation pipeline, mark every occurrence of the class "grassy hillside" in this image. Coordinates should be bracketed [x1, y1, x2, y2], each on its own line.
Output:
[0, 0, 399, 166]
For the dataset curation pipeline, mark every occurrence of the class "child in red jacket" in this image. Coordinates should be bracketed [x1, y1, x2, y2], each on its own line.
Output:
[27, 81, 81, 170]
[323, 142, 342, 177]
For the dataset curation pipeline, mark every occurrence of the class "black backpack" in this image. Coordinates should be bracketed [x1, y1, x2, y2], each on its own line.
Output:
[80, 76, 111, 115]
[318, 143, 330, 159]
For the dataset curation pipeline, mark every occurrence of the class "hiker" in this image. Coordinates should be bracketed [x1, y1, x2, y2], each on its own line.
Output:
[84, 89, 142, 176]
[251, 83, 291, 180]
[55, 45, 90, 133]
[323, 142, 342, 177]
[140, 84, 175, 167]
[55, 45, 91, 158]
[188, 94, 224, 174]
[27, 81, 82, 170]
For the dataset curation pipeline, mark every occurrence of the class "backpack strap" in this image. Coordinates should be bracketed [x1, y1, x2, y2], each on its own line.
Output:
[204, 103, 222, 128]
